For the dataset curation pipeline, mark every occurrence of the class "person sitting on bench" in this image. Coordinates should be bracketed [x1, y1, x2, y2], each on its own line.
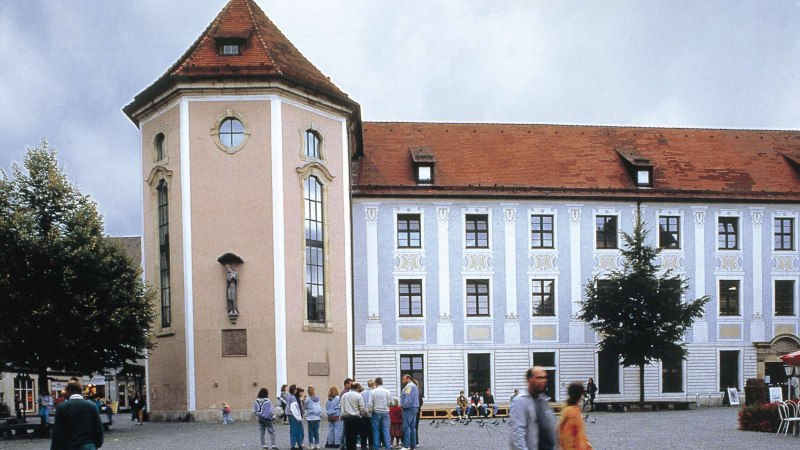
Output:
[466, 392, 486, 417]
[455, 391, 469, 419]
[483, 389, 499, 417]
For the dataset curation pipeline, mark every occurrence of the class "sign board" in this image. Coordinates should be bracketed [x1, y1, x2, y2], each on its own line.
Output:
[769, 387, 784, 403]
[727, 388, 740, 406]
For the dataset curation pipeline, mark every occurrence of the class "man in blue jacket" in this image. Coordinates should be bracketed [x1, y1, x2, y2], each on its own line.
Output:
[51, 379, 104, 450]
[399, 374, 419, 450]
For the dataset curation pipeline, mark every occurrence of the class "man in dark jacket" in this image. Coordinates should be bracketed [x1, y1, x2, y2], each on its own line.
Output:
[51, 379, 103, 450]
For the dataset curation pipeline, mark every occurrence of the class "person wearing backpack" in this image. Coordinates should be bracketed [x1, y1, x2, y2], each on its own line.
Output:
[254, 388, 277, 449]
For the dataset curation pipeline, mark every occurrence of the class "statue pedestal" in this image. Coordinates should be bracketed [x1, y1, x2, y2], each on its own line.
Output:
[228, 311, 239, 324]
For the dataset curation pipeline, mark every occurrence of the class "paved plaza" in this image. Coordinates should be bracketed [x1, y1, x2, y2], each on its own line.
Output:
[3, 407, 799, 449]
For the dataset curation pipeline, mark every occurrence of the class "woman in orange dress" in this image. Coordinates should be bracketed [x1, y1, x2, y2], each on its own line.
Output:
[558, 382, 593, 450]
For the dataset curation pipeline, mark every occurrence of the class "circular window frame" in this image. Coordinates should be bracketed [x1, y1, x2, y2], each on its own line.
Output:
[211, 110, 251, 154]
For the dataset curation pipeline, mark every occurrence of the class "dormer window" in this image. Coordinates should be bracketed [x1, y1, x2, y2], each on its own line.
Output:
[617, 149, 654, 188]
[636, 168, 652, 186]
[215, 34, 248, 56]
[221, 43, 240, 55]
[410, 147, 436, 184]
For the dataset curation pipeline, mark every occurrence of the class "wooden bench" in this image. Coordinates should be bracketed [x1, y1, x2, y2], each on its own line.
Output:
[593, 400, 693, 412]
[419, 404, 569, 420]
[0, 422, 49, 439]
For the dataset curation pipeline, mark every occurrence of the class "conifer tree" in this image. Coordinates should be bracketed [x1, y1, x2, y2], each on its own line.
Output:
[0, 141, 155, 393]
[580, 211, 708, 404]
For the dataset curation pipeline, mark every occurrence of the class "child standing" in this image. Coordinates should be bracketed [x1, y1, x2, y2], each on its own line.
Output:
[222, 402, 234, 424]
[389, 397, 403, 449]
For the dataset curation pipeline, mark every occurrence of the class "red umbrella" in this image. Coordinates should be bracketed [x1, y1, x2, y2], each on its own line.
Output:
[781, 350, 800, 366]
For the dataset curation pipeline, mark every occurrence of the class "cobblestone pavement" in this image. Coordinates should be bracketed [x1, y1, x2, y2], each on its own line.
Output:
[4, 407, 800, 449]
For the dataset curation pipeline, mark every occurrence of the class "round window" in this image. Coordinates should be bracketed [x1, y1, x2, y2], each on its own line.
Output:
[218, 117, 245, 149]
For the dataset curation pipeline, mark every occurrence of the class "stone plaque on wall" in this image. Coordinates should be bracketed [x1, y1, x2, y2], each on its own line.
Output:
[308, 362, 330, 376]
[222, 329, 247, 356]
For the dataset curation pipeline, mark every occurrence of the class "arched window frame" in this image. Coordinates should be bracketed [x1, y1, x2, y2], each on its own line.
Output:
[146, 166, 174, 334]
[300, 125, 326, 164]
[296, 162, 335, 330]
[154, 132, 166, 162]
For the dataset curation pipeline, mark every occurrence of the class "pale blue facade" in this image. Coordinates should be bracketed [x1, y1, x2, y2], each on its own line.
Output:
[353, 198, 800, 405]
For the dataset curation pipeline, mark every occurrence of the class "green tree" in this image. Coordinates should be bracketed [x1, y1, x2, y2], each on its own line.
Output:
[579, 211, 708, 404]
[0, 141, 155, 393]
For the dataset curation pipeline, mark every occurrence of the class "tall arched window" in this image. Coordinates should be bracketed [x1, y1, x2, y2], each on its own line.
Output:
[304, 176, 325, 323]
[305, 130, 321, 159]
[155, 133, 166, 161]
[157, 179, 172, 328]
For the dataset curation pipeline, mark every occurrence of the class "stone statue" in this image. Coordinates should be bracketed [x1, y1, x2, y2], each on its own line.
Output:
[226, 264, 239, 318]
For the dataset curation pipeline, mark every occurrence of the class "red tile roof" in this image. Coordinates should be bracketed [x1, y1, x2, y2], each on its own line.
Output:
[124, 0, 354, 123]
[354, 122, 800, 202]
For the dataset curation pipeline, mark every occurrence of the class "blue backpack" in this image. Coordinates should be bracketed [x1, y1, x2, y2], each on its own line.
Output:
[255, 398, 273, 419]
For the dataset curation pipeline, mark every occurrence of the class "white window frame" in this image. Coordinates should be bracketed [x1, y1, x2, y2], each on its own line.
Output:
[658, 357, 686, 394]
[395, 275, 427, 320]
[528, 208, 558, 250]
[593, 208, 621, 251]
[594, 348, 624, 397]
[530, 349, 560, 401]
[717, 276, 744, 319]
[773, 275, 798, 318]
[463, 276, 493, 319]
[716, 210, 741, 252]
[772, 211, 799, 253]
[464, 351, 495, 397]
[463, 207, 492, 251]
[717, 348, 743, 392]
[656, 209, 684, 252]
[530, 276, 559, 320]
[397, 351, 428, 400]
[394, 207, 425, 252]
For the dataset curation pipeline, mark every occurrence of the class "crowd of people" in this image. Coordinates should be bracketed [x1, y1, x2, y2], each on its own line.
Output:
[252, 376, 422, 450]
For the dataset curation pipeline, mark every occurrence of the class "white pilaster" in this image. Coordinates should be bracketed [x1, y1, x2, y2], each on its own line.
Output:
[179, 97, 196, 412]
[692, 207, 708, 343]
[365, 204, 382, 346]
[503, 206, 520, 344]
[750, 208, 765, 341]
[436, 206, 454, 345]
[270, 97, 288, 390]
[568, 205, 585, 344]
[341, 120, 354, 374]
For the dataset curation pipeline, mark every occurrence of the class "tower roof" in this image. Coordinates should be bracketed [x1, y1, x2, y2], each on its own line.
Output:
[124, 0, 355, 124]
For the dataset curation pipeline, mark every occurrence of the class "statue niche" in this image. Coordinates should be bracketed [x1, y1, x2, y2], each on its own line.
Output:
[218, 253, 244, 323]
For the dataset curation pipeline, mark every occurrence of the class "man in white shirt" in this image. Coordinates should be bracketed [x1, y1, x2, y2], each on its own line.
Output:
[340, 382, 366, 450]
[369, 378, 393, 449]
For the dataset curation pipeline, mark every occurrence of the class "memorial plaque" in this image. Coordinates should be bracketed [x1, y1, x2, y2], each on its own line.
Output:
[222, 329, 247, 356]
[308, 362, 330, 376]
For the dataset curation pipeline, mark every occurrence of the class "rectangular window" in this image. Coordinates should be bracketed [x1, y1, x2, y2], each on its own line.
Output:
[531, 215, 554, 249]
[719, 350, 740, 391]
[399, 280, 423, 317]
[596, 215, 618, 249]
[397, 214, 421, 248]
[531, 279, 555, 316]
[661, 355, 683, 393]
[400, 354, 425, 396]
[718, 217, 739, 250]
[658, 216, 680, 249]
[775, 218, 795, 251]
[775, 280, 795, 316]
[465, 214, 489, 248]
[305, 177, 326, 323]
[533, 352, 557, 401]
[467, 353, 491, 395]
[466, 280, 490, 316]
[719, 280, 740, 316]
[157, 180, 171, 328]
[220, 44, 240, 55]
[598, 349, 620, 394]
[14, 376, 34, 412]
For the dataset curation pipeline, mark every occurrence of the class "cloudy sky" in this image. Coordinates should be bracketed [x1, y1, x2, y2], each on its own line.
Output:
[2, 0, 799, 236]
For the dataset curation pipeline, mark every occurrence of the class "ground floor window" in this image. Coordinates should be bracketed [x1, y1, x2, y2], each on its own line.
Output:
[14, 376, 34, 412]
[533, 351, 557, 401]
[598, 349, 620, 394]
[661, 356, 683, 393]
[467, 353, 491, 395]
[400, 354, 425, 396]
[719, 350, 739, 391]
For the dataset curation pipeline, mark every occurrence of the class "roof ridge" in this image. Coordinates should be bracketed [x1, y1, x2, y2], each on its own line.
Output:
[244, 0, 281, 75]
[362, 121, 800, 133]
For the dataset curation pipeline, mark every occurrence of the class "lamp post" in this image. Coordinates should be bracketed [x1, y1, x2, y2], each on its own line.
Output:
[784, 365, 796, 399]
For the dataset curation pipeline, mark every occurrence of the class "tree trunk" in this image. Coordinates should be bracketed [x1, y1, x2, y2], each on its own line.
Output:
[639, 364, 645, 406]
[37, 366, 49, 397]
